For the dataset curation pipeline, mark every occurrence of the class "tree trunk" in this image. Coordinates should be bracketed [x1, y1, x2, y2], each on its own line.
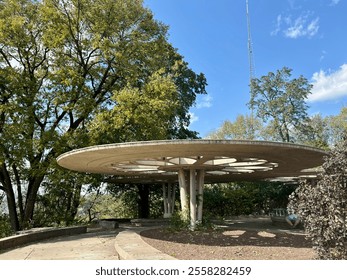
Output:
[65, 184, 82, 225]
[137, 184, 150, 218]
[5, 187, 20, 231]
[22, 175, 45, 229]
[0, 163, 20, 231]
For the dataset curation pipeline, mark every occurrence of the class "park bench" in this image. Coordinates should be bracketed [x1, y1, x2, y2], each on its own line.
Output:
[270, 208, 288, 224]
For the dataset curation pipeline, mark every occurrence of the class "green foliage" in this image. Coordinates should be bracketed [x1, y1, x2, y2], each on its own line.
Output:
[32, 168, 101, 227]
[169, 209, 214, 232]
[104, 183, 165, 219]
[249, 67, 312, 142]
[89, 71, 180, 143]
[0, 0, 206, 230]
[325, 107, 347, 148]
[203, 182, 296, 217]
[289, 138, 347, 259]
[207, 114, 264, 140]
[0, 214, 13, 238]
[169, 210, 190, 231]
[294, 114, 330, 149]
[77, 193, 128, 222]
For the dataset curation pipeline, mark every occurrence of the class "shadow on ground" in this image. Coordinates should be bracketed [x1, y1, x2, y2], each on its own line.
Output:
[140, 217, 311, 249]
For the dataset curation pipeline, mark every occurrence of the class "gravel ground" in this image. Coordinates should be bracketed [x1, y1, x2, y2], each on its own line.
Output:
[140, 217, 316, 260]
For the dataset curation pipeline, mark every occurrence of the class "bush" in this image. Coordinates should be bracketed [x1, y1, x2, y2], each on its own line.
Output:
[0, 214, 13, 238]
[289, 138, 347, 259]
[169, 210, 214, 231]
[203, 182, 295, 217]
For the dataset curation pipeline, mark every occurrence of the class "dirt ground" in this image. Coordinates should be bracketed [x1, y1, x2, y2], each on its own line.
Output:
[140, 217, 316, 260]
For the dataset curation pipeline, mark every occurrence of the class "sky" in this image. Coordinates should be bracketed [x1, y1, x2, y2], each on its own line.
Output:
[144, 0, 347, 138]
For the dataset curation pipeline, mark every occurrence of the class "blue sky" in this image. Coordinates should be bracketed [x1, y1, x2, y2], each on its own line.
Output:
[144, 0, 347, 137]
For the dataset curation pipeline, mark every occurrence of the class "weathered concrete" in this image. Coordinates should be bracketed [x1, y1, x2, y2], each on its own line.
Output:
[0, 226, 87, 251]
[57, 140, 327, 229]
[99, 219, 119, 229]
[0, 229, 119, 260]
[114, 228, 176, 260]
[57, 139, 327, 183]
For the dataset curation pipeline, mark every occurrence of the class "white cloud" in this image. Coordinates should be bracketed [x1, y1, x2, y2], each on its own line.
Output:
[189, 112, 199, 124]
[284, 16, 319, 38]
[272, 13, 319, 39]
[196, 95, 213, 109]
[320, 50, 326, 61]
[308, 64, 347, 102]
[330, 0, 340, 6]
[271, 14, 282, 36]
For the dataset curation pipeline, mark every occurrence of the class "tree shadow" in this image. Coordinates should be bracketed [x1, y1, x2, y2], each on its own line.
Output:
[140, 227, 312, 249]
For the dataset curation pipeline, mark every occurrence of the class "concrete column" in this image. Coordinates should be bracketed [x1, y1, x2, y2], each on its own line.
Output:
[163, 183, 175, 218]
[163, 183, 168, 217]
[170, 183, 176, 214]
[178, 169, 189, 215]
[190, 169, 197, 230]
[197, 170, 205, 223]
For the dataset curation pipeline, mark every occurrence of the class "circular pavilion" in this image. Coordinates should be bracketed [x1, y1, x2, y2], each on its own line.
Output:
[57, 139, 328, 229]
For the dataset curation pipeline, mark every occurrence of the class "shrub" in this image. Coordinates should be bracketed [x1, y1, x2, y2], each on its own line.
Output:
[0, 214, 13, 238]
[288, 138, 347, 259]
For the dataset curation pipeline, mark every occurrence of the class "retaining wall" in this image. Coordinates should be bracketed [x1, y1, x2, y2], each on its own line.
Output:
[0, 226, 87, 251]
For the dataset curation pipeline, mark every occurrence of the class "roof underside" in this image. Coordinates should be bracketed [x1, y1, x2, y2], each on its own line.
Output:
[57, 140, 328, 183]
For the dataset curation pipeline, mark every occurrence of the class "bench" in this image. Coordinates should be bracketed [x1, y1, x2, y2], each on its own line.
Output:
[270, 208, 288, 224]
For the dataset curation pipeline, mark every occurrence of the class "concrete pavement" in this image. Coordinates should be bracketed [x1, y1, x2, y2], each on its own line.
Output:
[0, 225, 176, 260]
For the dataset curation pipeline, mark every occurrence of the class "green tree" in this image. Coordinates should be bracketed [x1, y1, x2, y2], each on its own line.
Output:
[294, 114, 330, 149]
[0, 0, 206, 231]
[249, 67, 312, 142]
[33, 166, 103, 226]
[207, 114, 264, 140]
[326, 107, 347, 147]
[203, 182, 295, 217]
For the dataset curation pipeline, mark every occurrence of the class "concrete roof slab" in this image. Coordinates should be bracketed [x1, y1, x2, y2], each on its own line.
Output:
[57, 140, 328, 183]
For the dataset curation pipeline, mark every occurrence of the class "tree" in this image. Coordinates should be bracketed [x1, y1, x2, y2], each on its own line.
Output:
[0, 0, 206, 230]
[33, 166, 103, 226]
[294, 114, 330, 149]
[326, 107, 347, 148]
[288, 137, 347, 259]
[249, 67, 312, 142]
[207, 114, 264, 140]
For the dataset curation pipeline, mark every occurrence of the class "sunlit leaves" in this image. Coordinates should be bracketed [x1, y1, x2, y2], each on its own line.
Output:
[0, 0, 206, 230]
[249, 67, 312, 142]
[89, 71, 179, 142]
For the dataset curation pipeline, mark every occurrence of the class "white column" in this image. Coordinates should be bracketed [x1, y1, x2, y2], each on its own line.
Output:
[197, 170, 205, 223]
[170, 183, 176, 214]
[178, 169, 189, 215]
[163, 183, 175, 218]
[163, 183, 168, 217]
[190, 169, 197, 230]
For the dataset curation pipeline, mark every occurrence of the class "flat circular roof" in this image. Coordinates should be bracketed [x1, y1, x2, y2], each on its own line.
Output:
[57, 140, 327, 183]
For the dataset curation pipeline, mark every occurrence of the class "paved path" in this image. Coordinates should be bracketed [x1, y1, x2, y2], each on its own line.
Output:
[115, 227, 176, 260]
[0, 225, 175, 260]
[0, 218, 304, 260]
[0, 230, 121, 260]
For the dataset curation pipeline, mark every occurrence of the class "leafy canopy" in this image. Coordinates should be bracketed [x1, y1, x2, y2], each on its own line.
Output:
[0, 0, 206, 230]
[249, 67, 312, 142]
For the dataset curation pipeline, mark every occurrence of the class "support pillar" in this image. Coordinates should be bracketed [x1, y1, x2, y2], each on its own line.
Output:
[163, 183, 175, 218]
[178, 168, 206, 230]
[190, 169, 197, 230]
[197, 170, 205, 223]
[178, 169, 189, 216]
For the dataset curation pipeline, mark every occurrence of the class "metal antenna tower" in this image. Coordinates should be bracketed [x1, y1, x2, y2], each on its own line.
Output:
[246, 0, 255, 83]
[246, 0, 255, 138]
